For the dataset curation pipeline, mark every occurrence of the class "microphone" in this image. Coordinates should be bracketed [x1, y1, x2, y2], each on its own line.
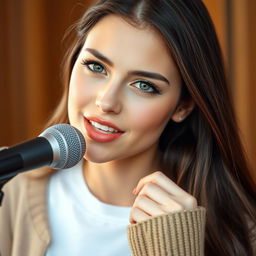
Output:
[0, 124, 86, 180]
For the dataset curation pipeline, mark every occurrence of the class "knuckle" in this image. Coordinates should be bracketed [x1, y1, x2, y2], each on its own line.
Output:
[134, 195, 146, 205]
[174, 203, 184, 211]
[154, 171, 163, 177]
[177, 205, 185, 211]
[141, 182, 154, 193]
[140, 194, 148, 203]
[153, 171, 164, 181]
[164, 199, 184, 212]
[185, 196, 197, 208]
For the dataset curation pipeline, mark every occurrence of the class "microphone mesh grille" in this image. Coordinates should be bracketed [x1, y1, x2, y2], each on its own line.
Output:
[42, 124, 86, 169]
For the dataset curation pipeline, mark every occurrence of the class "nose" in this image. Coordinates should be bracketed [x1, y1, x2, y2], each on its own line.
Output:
[95, 83, 122, 114]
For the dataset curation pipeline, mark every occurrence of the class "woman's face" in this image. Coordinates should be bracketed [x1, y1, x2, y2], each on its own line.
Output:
[68, 15, 182, 163]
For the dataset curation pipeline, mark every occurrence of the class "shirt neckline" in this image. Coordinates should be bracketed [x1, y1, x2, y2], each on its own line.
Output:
[64, 161, 131, 224]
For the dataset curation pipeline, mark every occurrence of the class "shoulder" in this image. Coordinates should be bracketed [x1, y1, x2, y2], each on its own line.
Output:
[1, 167, 55, 235]
[0, 168, 54, 255]
[2, 172, 30, 210]
[1, 167, 54, 214]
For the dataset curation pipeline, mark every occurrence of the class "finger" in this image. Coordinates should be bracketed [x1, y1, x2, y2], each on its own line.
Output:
[133, 195, 166, 216]
[135, 171, 189, 197]
[129, 207, 151, 224]
[139, 182, 197, 210]
[139, 182, 185, 211]
[139, 182, 172, 205]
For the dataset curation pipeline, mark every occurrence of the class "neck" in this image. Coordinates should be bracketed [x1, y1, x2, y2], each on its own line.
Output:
[83, 148, 162, 207]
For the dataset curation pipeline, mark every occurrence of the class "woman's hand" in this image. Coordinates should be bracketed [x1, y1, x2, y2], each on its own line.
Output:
[129, 171, 197, 224]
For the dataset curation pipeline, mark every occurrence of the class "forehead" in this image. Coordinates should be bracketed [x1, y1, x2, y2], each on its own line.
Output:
[82, 15, 177, 76]
[86, 14, 165, 47]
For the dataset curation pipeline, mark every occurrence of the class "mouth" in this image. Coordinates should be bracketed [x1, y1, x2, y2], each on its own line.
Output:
[84, 117, 124, 143]
[89, 120, 120, 134]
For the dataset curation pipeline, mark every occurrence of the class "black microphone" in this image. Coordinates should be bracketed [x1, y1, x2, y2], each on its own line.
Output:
[0, 124, 86, 180]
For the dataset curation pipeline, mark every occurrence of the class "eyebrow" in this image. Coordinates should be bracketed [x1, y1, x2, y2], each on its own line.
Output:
[85, 48, 114, 66]
[128, 71, 169, 85]
[85, 48, 170, 85]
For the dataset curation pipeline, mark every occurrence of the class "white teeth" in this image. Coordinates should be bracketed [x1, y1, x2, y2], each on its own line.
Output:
[89, 121, 119, 133]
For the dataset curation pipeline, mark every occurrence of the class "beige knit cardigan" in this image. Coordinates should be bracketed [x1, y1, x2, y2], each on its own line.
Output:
[0, 171, 206, 256]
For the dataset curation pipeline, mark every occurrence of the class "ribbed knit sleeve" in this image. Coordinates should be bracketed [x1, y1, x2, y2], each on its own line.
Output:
[127, 207, 206, 256]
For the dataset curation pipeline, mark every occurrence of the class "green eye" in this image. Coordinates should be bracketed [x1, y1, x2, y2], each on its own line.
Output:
[88, 63, 105, 73]
[138, 82, 153, 92]
[81, 59, 107, 74]
[134, 81, 157, 93]
[132, 80, 161, 95]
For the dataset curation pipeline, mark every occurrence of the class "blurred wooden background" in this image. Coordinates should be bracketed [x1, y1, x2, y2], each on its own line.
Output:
[0, 0, 255, 178]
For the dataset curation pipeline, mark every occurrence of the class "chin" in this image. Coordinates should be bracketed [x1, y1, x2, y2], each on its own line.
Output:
[83, 153, 114, 164]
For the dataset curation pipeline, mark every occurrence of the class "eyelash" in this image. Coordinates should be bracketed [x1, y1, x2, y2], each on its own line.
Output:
[81, 59, 107, 74]
[132, 80, 161, 95]
[81, 58, 161, 95]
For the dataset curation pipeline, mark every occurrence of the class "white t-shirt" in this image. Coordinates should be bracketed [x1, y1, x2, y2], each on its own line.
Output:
[46, 161, 132, 256]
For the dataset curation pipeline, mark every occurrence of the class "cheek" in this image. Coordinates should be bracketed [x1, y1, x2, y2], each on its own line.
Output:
[68, 68, 95, 109]
[69, 68, 84, 107]
[68, 65, 95, 126]
[129, 98, 177, 134]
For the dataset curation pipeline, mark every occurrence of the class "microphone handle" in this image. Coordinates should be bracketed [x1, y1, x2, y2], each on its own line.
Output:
[0, 154, 23, 179]
[0, 137, 53, 180]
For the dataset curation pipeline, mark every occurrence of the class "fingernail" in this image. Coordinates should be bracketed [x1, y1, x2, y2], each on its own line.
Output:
[132, 188, 137, 195]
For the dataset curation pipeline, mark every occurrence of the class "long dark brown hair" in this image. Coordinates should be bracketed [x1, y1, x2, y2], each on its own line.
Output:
[46, 0, 256, 255]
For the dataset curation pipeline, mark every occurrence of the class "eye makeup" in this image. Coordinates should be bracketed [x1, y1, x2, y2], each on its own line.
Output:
[81, 58, 163, 95]
[81, 59, 107, 75]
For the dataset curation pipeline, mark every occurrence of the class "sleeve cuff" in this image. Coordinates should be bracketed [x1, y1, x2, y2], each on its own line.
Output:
[127, 206, 206, 256]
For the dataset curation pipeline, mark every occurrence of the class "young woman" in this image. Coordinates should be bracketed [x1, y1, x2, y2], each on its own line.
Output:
[1, 0, 255, 255]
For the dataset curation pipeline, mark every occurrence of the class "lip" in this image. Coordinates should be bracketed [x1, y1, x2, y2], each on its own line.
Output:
[84, 117, 124, 143]
[86, 116, 123, 132]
